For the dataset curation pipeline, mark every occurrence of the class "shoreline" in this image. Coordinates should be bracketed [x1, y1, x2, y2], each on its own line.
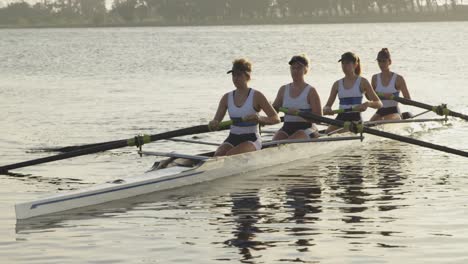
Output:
[1, 12, 467, 29]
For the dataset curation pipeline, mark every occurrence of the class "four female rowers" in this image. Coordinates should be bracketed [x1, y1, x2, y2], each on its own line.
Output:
[210, 48, 411, 156]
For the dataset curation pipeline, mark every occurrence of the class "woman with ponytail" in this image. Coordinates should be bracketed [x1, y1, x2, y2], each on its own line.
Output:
[370, 48, 411, 121]
[323, 52, 382, 133]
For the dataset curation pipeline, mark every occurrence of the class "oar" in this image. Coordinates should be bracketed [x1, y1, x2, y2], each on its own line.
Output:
[49, 142, 115, 153]
[332, 107, 360, 114]
[378, 93, 468, 121]
[279, 108, 468, 158]
[0, 121, 232, 174]
[46, 117, 286, 153]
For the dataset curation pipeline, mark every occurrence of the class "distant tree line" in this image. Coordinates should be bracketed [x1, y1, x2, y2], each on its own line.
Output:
[0, 0, 106, 26]
[0, 0, 466, 27]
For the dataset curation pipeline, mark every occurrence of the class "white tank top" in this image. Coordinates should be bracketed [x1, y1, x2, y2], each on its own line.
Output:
[375, 73, 399, 108]
[283, 83, 312, 122]
[338, 77, 363, 110]
[227, 88, 259, 135]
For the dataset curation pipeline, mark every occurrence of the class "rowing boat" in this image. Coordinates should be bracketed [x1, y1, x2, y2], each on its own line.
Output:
[15, 116, 446, 220]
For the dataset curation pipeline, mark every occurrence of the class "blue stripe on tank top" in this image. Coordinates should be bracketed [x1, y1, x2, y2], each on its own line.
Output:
[379, 92, 400, 100]
[234, 122, 257, 127]
[339, 97, 363, 105]
[230, 117, 257, 127]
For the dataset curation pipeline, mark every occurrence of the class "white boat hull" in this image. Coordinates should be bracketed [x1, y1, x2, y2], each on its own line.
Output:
[15, 136, 360, 219]
[15, 117, 446, 219]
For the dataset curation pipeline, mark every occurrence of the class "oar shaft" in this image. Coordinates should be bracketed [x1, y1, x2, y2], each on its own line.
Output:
[0, 140, 127, 173]
[362, 126, 468, 157]
[0, 121, 232, 174]
[449, 111, 468, 121]
[380, 93, 468, 121]
[56, 120, 240, 153]
[56, 141, 120, 152]
[392, 96, 433, 110]
[279, 108, 468, 158]
[333, 107, 359, 114]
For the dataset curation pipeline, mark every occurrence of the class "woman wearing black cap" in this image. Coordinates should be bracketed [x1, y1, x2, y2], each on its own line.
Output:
[370, 48, 411, 121]
[209, 58, 280, 156]
[272, 54, 322, 140]
[323, 52, 382, 133]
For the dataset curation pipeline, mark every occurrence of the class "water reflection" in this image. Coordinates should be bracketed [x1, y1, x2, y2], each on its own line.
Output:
[372, 148, 409, 212]
[283, 173, 322, 251]
[5, 171, 87, 190]
[329, 154, 370, 223]
[16, 197, 142, 234]
[224, 190, 266, 263]
[320, 146, 413, 248]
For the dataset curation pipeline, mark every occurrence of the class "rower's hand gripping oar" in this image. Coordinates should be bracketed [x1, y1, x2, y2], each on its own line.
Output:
[279, 107, 468, 158]
[332, 107, 360, 115]
[0, 121, 233, 174]
[378, 93, 468, 121]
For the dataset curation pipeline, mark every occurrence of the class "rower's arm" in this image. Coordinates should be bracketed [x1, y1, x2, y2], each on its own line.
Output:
[308, 87, 322, 118]
[256, 92, 280, 125]
[272, 85, 285, 111]
[362, 78, 383, 109]
[213, 94, 228, 122]
[371, 74, 378, 91]
[324, 82, 338, 108]
[323, 82, 338, 115]
[397, 75, 411, 100]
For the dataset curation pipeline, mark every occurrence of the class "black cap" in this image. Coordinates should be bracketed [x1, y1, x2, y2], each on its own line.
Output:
[288, 55, 309, 67]
[338, 52, 358, 63]
[227, 62, 252, 74]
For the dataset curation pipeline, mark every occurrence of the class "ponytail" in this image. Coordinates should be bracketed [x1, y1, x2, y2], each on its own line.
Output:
[355, 57, 361, 76]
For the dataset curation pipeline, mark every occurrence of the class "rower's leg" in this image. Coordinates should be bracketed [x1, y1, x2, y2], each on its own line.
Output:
[226, 142, 257, 156]
[272, 130, 288, 140]
[288, 130, 308, 140]
[214, 144, 233, 157]
[370, 114, 383, 121]
[382, 113, 402, 120]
